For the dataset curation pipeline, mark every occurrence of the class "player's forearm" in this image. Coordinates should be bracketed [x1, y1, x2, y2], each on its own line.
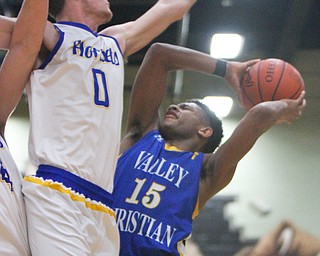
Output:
[115, 0, 196, 57]
[158, 0, 197, 21]
[201, 105, 279, 197]
[246, 101, 289, 132]
[0, 0, 48, 127]
[251, 97, 305, 126]
[154, 43, 223, 76]
[216, 103, 288, 170]
[218, 99, 303, 170]
[200, 96, 304, 204]
[10, 0, 48, 55]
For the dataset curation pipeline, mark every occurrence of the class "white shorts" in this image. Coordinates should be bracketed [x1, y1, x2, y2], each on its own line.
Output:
[0, 181, 31, 256]
[0, 157, 30, 256]
[22, 165, 119, 256]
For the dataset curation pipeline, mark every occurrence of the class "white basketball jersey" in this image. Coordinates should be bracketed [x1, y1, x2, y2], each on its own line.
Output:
[0, 136, 30, 255]
[26, 22, 124, 192]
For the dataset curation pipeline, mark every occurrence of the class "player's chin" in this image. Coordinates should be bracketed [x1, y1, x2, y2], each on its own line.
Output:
[105, 12, 113, 23]
[160, 118, 176, 130]
[102, 6, 113, 22]
[163, 116, 178, 125]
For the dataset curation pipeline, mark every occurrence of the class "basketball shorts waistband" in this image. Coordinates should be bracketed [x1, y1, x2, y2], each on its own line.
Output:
[35, 164, 114, 208]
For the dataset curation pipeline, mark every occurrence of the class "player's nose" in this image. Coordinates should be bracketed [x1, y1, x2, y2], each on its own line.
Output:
[167, 105, 179, 111]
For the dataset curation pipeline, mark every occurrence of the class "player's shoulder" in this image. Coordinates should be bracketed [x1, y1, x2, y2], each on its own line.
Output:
[99, 25, 127, 54]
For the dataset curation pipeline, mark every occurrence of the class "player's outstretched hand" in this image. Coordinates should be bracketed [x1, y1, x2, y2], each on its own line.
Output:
[276, 90, 306, 124]
[224, 59, 260, 106]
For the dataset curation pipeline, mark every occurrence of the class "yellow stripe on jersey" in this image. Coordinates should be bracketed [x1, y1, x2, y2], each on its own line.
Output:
[24, 176, 116, 218]
[191, 152, 199, 160]
[192, 197, 200, 220]
[177, 240, 185, 256]
[165, 144, 182, 152]
[165, 144, 200, 161]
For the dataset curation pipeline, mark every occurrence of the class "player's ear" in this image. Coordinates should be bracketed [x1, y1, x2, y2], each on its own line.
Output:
[198, 127, 213, 139]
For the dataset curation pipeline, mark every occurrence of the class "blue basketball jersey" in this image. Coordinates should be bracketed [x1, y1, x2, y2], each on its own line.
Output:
[113, 130, 204, 256]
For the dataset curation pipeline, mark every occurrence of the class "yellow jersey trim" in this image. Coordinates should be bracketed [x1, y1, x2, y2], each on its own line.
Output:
[192, 197, 200, 220]
[24, 176, 116, 219]
[165, 144, 200, 161]
[165, 144, 182, 151]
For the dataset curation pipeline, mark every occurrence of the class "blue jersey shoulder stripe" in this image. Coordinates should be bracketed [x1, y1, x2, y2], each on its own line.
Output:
[39, 26, 65, 70]
[57, 21, 99, 37]
[99, 34, 123, 55]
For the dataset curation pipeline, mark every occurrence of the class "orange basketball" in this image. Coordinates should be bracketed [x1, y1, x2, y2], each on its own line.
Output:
[240, 58, 305, 110]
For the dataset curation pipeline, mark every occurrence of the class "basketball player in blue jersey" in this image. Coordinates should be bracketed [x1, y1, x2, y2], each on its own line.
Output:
[0, 0, 48, 255]
[112, 43, 306, 255]
[0, 1, 197, 255]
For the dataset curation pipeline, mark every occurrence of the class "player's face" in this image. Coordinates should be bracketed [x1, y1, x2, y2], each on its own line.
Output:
[160, 102, 207, 139]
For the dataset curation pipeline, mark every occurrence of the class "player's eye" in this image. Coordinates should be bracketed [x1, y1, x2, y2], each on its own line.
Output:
[179, 104, 188, 110]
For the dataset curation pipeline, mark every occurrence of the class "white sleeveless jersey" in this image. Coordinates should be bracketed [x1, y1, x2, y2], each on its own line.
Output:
[26, 22, 124, 192]
[0, 136, 30, 255]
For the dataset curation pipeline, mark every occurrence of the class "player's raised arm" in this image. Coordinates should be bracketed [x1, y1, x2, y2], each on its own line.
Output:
[0, 16, 15, 49]
[101, 0, 196, 57]
[198, 91, 306, 209]
[121, 43, 257, 152]
[0, 0, 48, 135]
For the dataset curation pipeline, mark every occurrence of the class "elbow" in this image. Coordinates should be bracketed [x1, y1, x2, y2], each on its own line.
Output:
[147, 42, 169, 57]
[146, 43, 173, 68]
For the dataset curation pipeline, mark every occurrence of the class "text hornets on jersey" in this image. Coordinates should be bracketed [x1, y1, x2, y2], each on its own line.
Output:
[73, 40, 120, 65]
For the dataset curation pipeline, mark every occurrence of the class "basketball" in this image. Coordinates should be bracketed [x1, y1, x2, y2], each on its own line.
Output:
[240, 58, 305, 110]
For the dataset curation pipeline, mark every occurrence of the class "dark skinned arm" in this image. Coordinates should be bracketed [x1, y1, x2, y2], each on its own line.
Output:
[120, 43, 258, 154]
[198, 93, 306, 210]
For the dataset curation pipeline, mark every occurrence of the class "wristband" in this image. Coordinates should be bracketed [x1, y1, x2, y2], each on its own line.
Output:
[213, 59, 227, 77]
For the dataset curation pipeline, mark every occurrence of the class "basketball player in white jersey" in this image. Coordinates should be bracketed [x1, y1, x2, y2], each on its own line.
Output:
[0, 1, 197, 255]
[0, 0, 48, 255]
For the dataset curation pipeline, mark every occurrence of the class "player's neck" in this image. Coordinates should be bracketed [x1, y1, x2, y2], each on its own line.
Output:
[56, 16, 100, 32]
[165, 139, 199, 153]
[57, 8, 102, 32]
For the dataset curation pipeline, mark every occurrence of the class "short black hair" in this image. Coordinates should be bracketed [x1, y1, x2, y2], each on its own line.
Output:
[49, 0, 65, 19]
[187, 99, 223, 153]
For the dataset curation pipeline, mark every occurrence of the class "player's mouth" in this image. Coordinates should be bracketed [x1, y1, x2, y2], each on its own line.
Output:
[164, 109, 179, 119]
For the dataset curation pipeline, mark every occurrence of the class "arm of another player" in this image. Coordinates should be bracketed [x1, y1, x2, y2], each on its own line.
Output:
[120, 43, 258, 153]
[0, 0, 48, 135]
[0, 16, 58, 55]
[251, 221, 291, 255]
[101, 0, 196, 57]
[0, 16, 15, 49]
[198, 92, 306, 209]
